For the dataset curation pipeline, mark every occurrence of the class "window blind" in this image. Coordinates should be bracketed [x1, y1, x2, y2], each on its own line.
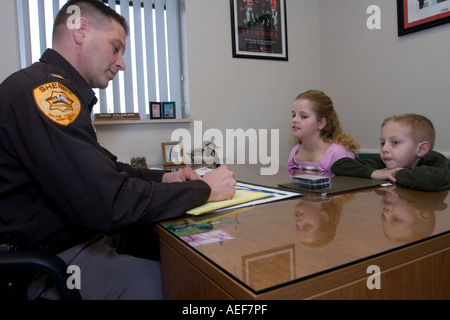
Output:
[16, 0, 184, 120]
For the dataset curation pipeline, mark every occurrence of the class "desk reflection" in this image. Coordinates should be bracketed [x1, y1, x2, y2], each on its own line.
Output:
[156, 167, 450, 299]
[294, 194, 354, 248]
[376, 186, 448, 243]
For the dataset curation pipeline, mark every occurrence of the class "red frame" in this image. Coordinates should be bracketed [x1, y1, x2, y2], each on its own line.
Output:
[398, 0, 450, 36]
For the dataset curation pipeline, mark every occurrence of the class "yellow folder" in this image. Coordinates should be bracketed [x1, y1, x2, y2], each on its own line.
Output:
[186, 189, 273, 216]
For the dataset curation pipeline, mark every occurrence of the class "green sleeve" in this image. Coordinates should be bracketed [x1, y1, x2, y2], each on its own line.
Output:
[331, 156, 386, 179]
[395, 151, 450, 191]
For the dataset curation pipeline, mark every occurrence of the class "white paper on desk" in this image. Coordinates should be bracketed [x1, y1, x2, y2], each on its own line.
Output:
[214, 182, 303, 212]
[195, 167, 214, 176]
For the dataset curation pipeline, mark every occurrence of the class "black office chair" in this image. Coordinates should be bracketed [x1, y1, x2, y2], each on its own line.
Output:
[0, 246, 82, 300]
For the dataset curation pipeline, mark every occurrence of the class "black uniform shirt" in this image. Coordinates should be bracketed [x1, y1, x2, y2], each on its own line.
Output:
[0, 49, 211, 251]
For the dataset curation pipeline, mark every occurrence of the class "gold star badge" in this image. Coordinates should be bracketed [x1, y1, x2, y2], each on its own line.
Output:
[33, 82, 81, 126]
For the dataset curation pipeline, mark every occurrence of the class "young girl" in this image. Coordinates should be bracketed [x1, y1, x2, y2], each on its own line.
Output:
[288, 89, 359, 174]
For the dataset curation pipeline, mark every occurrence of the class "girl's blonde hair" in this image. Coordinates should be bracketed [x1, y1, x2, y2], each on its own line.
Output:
[295, 90, 359, 154]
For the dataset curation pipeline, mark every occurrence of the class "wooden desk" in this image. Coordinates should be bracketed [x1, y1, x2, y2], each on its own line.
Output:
[154, 165, 450, 300]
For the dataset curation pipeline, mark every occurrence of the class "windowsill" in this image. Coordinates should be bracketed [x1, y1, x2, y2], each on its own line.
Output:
[92, 118, 194, 125]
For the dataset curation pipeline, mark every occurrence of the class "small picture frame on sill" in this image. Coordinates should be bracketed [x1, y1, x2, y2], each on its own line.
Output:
[149, 102, 162, 119]
[161, 141, 184, 166]
[162, 102, 176, 119]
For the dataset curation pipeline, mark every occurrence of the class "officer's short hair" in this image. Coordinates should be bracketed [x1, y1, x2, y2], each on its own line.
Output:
[53, 0, 129, 39]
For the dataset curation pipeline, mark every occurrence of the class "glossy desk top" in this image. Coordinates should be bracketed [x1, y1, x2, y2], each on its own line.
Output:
[159, 165, 450, 293]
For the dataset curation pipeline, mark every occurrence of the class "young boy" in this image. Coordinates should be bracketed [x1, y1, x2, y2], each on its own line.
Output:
[331, 113, 450, 191]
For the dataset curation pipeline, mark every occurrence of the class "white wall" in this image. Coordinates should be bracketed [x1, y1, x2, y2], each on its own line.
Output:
[183, 0, 321, 169]
[1, 0, 449, 169]
[320, 0, 450, 157]
[0, 1, 20, 82]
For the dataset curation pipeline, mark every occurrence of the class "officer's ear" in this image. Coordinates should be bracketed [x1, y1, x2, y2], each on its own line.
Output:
[73, 17, 90, 45]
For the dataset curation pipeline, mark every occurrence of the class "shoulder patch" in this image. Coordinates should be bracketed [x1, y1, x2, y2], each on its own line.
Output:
[33, 82, 81, 126]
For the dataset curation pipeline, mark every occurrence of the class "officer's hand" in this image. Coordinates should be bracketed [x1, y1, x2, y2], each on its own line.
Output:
[201, 166, 236, 202]
[162, 167, 201, 183]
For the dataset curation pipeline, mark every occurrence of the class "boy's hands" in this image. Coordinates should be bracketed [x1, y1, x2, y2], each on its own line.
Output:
[371, 167, 404, 182]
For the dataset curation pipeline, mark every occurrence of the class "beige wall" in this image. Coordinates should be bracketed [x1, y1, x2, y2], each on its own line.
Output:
[0, 1, 20, 83]
[320, 0, 450, 156]
[182, 0, 321, 170]
[1, 0, 449, 170]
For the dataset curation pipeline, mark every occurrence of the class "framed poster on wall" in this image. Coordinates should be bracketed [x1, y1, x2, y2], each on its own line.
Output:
[230, 0, 288, 60]
[398, 0, 450, 36]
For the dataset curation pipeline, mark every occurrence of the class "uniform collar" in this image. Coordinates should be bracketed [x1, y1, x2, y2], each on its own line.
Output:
[39, 49, 98, 112]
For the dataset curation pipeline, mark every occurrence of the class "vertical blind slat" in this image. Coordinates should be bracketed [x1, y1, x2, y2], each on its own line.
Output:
[154, 0, 168, 102]
[120, 0, 135, 113]
[144, 0, 158, 103]
[133, 0, 146, 119]
[166, 0, 182, 117]
[37, 0, 46, 51]
[37, 0, 47, 53]
[107, 0, 122, 113]
[17, 0, 32, 68]
[99, 90, 108, 113]
[52, 0, 59, 20]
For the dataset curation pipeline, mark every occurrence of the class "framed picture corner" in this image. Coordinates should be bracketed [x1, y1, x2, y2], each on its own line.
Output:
[397, 0, 450, 36]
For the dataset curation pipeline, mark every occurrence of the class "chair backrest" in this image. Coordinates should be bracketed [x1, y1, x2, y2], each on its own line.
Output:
[0, 250, 82, 300]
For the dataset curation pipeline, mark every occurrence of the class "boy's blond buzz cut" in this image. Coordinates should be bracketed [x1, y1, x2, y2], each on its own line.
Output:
[382, 113, 436, 150]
